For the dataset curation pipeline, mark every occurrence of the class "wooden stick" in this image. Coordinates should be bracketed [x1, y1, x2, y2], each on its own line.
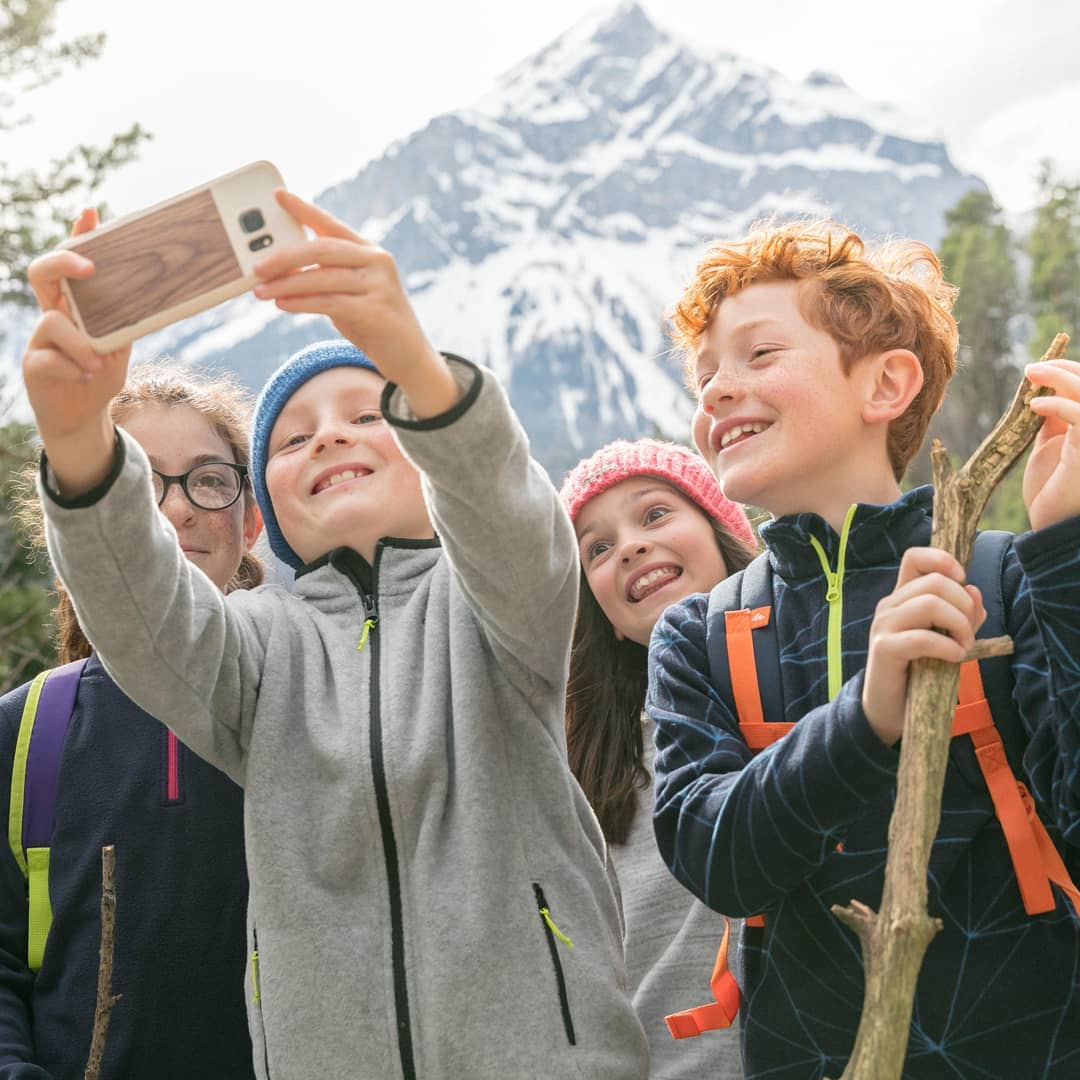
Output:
[830, 332, 1068, 1079]
[84, 845, 122, 1080]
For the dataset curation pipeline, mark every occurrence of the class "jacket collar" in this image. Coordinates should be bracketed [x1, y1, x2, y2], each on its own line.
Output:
[760, 485, 934, 580]
[292, 540, 443, 613]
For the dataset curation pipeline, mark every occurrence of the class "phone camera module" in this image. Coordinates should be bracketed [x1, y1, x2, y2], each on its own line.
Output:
[240, 209, 265, 233]
[248, 235, 273, 252]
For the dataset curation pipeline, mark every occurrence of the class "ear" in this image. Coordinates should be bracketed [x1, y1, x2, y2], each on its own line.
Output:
[861, 349, 924, 424]
[243, 503, 264, 553]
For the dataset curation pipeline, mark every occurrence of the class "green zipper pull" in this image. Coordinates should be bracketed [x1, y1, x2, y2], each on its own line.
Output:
[357, 617, 378, 651]
[251, 949, 261, 1003]
[807, 504, 858, 700]
[540, 907, 575, 949]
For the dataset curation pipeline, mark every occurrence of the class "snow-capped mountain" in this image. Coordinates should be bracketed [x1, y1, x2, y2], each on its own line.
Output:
[5, 2, 986, 480]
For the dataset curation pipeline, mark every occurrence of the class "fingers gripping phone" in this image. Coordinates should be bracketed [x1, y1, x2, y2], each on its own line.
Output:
[58, 161, 305, 351]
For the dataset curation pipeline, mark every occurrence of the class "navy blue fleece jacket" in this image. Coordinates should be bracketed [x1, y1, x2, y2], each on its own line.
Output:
[0, 654, 253, 1080]
[648, 487, 1080, 1080]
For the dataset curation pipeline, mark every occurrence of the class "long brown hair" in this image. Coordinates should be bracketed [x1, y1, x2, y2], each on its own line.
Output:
[15, 363, 264, 664]
[566, 518, 755, 844]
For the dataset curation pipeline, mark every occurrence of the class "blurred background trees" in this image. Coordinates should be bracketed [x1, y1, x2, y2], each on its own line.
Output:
[924, 161, 1079, 532]
[1, 0, 148, 690]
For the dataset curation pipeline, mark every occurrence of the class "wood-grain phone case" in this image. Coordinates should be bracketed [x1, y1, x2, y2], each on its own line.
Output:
[58, 161, 305, 351]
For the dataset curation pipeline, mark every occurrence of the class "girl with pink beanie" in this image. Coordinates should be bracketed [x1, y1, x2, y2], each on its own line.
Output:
[560, 438, 756, 1079]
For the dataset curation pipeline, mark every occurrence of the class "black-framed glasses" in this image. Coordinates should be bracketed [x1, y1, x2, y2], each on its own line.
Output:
[151, 462, 248, 511]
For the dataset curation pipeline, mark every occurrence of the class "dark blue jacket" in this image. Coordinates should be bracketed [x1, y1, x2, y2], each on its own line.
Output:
[0, 653, 254, 1080]
[649, 487, 1080, 1079]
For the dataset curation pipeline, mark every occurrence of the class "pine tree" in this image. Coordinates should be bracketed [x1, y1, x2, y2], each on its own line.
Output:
[1028, 161, 1080, 358]
[935, 189, 1021, 457]
[0, 388, 53, 692]
[1, 0, 150, 307]
[1, 0, 150, 685]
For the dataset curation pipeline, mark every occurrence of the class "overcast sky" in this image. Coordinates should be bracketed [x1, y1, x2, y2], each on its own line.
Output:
[7, 0, 1079, 221]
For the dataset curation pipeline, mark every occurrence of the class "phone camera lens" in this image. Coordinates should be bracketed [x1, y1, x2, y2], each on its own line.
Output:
[240, 209, 265, 233]
[248, 235, 273, 252]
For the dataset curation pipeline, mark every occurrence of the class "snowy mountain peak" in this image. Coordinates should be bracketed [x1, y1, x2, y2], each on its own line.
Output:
[6, 1, 987, 484]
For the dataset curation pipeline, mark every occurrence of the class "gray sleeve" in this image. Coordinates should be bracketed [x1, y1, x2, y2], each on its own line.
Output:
[39, 429, 263, 783]
[384, 356, 579, 690]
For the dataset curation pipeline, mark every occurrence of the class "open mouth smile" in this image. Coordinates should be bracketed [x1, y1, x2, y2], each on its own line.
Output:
[312, 465, 373, 495]
[717, 422, 769, 451]
[627, 565, 682, 602]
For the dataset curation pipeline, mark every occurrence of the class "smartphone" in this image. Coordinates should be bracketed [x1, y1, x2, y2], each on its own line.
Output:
[58, 160, 305, 351]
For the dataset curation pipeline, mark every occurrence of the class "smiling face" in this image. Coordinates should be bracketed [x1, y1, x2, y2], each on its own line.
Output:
[119, 403, 260, 591]
[575, 476, 728, 647]
[263, 366, 433, 565]
[691, 280, 901, 526]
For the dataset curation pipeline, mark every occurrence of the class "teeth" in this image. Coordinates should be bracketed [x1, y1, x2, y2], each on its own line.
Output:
[630, 567, 680, 601]
[720, 422, 766, 449]
[318, 469, 363, 493]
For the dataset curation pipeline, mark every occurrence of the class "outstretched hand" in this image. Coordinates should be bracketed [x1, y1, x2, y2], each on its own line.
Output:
[1024, 359, 1080, 531]
[862, 547, 986, 746]
[253, 190, 458, 417]
[22, 209, 130, 493]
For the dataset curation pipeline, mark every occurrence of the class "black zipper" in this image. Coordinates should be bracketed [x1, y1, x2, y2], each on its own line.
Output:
[251, 926, 272, 1078]
[533, 883, 577, 1045]
[364, 550, 417, 1080]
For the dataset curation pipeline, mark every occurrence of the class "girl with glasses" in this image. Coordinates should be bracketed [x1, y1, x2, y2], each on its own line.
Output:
[0, 360, 263, 1079]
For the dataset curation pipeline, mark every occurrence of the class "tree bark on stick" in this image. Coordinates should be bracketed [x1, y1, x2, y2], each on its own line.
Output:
[84, 844, 121, 1080]
[830, 332, 1069, 1080]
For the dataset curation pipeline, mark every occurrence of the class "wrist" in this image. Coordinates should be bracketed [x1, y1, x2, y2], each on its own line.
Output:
[394, 346, 461, 419]
[861, 689, 903, 747]
[40, 415, 117, 499]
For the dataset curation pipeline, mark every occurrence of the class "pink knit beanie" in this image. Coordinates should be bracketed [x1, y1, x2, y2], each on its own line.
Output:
[560, 438, 755, 547]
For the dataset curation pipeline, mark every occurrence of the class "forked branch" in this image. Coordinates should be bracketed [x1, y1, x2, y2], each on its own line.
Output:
[830, 333, 1069, 1078]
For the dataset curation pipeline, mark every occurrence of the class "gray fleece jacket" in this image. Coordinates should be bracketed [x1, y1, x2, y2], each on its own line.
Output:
[41, 359, 648, 1080]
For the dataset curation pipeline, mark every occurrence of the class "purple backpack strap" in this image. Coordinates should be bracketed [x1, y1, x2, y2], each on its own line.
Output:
[22, 658, 88, 852]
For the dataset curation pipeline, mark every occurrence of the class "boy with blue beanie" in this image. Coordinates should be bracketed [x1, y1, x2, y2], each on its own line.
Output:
[23, 190, 648, 1078]
[648, 217, 1080, 1078]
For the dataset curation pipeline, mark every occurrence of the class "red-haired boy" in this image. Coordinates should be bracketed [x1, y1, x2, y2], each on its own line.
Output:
[649, 220, 1080, 1078]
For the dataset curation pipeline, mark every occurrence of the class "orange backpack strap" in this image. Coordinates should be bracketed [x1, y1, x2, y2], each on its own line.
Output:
[953, 661, 1080, 917]
[665, 916, 741, 1038]
[670, 563, 789, 1043]
[723, 606, 795, 748]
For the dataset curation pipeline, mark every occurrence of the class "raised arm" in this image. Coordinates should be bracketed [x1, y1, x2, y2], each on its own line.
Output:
[250, 190, 577, 689]
[386, 358, 578, 689]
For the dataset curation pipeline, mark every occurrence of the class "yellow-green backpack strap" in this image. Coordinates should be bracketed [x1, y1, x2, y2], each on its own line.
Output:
[7, 659, 88, 971]
[26, 849, 53, 970]
[7, 670, 49, 879]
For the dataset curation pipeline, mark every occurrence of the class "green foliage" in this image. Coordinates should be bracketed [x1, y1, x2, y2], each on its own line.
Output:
[0, 399, 55, 694]
[1, 0, 150, 306]
[934, 189, 1020, 458]
[1027, 161, 1080, 358]
[978, 453, 1030, 534]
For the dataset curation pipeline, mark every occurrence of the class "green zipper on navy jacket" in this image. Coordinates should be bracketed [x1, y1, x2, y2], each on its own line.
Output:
[806, 504, 858, 700]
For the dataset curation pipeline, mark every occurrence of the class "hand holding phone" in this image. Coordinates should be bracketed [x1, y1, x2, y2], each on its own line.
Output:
[58, 161, 304, 351]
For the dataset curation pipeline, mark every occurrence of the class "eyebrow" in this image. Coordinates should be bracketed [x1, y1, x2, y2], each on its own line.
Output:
[274, 391, 382, 430]
[148, 451, 234, 469]
[575, 485, 673, 541]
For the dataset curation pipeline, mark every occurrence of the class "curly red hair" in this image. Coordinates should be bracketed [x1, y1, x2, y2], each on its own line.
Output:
[670, 219, 959, 479]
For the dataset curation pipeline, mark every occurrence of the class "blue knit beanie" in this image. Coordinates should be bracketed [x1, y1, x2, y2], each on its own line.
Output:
[251, 339, 380, 569]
